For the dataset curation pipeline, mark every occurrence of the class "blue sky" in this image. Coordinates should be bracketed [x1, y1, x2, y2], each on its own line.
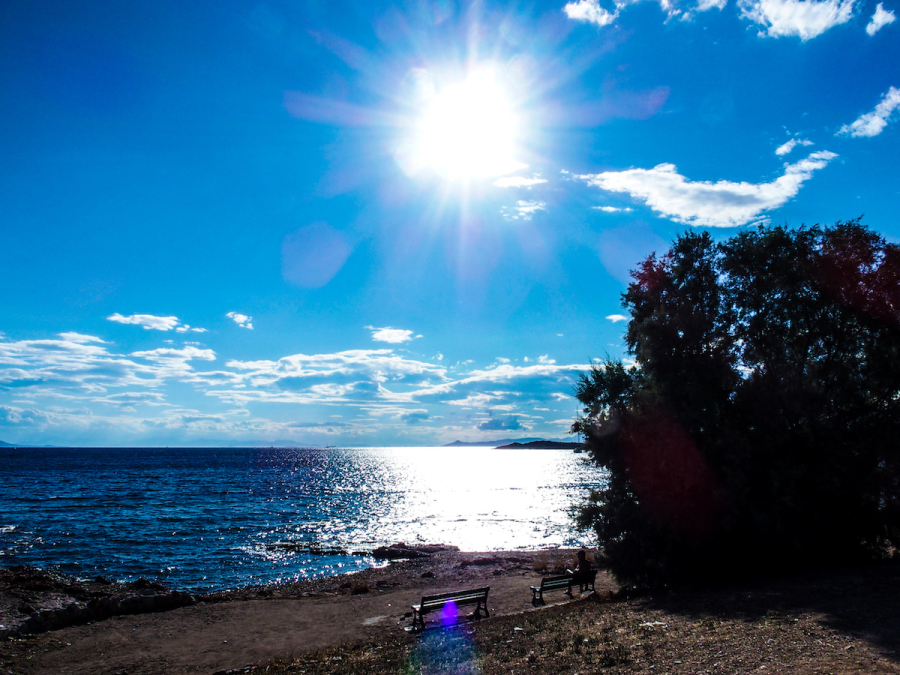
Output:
[1, 0, 898, 446]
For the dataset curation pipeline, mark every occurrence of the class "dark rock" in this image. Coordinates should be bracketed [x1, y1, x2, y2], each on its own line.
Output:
[371, 542, 451, 560]
[421, 571, 435, 578]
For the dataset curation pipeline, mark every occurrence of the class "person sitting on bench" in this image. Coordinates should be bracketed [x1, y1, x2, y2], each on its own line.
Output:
[569, 550, 593, 592]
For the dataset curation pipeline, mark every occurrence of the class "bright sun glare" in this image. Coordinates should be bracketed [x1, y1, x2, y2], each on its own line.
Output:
[408, 69, 524, 180]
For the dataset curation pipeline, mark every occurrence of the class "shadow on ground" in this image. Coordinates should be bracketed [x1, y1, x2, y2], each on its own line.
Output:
[641, 560, 900, 664]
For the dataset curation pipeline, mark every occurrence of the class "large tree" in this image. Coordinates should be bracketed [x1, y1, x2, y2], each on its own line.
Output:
[574, 221, 900, 586]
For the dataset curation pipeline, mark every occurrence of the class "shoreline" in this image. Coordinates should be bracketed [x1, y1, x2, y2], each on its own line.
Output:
[2, 554, 899, 674]
[1, 547, 613, 675]
[0, 547, 598, 639]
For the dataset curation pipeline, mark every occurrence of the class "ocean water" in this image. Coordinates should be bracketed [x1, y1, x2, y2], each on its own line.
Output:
[0, 446, 605, 592]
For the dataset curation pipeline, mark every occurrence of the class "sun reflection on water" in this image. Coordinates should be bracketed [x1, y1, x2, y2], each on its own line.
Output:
[256, 446, 603, 554]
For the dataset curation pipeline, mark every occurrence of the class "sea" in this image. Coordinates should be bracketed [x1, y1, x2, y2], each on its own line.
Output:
[0, 446, 605, 592]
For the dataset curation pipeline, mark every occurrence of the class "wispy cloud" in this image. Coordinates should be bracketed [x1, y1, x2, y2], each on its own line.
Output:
[130, 346, 216, 362]
[593, 205, 634, 213]
[866, 2, 896, 34]
[226, 312, 254, 330]
[775, 137, 814, 155]
[606, 314, 629, 322]
[738, 0, 856, 40]
[0, 333, 218, 396]
[0, 328, 592, 444]
[576, 150, 837, 227]
[838, 86, 900, 138]
[501, 200, 546, 221]
[492, 175, 548, 188]
[108, 313, 180, 331]
[107, 313, 205, 333]
[367, 326, 420, 344]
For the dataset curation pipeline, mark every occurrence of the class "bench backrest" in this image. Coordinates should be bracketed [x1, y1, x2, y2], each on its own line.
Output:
[420, 586, 490, 610]
[540, 574, 575, 590]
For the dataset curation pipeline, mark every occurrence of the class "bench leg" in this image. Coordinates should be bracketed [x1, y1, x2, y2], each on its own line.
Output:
[411, 609, 424, 631]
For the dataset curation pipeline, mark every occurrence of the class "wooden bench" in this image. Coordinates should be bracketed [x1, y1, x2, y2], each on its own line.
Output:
[530, 570, 597, 606]
[411, 586, 490, 630]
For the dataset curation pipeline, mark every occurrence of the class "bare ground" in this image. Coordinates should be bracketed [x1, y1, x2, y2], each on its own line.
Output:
[1, 551, 899, 675]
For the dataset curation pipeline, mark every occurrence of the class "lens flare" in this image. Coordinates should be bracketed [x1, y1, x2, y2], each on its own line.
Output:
[406, 600, 482, 674]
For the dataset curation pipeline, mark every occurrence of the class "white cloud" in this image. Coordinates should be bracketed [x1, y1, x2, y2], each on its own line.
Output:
[696, 0, 727, 9]
[775, 137, 814, 155]
[593, 206, 634, 213]
[368, 326, 418, 344]
[407, 362, 587, 409]
[501, 200, 546, 221]
[565, 0, 694, 25]
[606, 314, 629, 322]
[867, 2, 896, 34]
[576, 150, 837, 227]
[564, 0, 619, 26]
[0, 332, 222, 397]
[107, 313, 180, 331]
[738, 0, 856, 40]
[0, 327, 594, 444]
[226, 312, 254, 330]
[493, 175, 548, 188]
[837, 86, 900, 137]
[477, 416, 523, 431]
[107, 313, 207, 333]
[58, 332, 106, 344]
[131, 346, 217, 362]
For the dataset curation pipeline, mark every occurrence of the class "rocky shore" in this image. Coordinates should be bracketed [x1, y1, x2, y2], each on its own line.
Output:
[0, 543, 463, 640]
[0, 566, 197, 640]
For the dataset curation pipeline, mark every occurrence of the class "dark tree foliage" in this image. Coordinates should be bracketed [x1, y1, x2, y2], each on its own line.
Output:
[573, 221, 900, 586]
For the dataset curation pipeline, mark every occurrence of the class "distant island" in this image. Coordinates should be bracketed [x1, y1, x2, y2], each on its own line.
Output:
[442, 437, 546, 447]
[442, 437, 583, 449]
[495, 440, 585, 450]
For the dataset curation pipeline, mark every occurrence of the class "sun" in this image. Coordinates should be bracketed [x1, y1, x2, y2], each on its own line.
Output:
[404, 69, 525, 180]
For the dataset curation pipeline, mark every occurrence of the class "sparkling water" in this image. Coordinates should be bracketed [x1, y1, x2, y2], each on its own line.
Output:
[0, 446, 605, 591]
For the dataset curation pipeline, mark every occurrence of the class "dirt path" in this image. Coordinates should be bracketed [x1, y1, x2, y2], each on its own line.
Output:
[2, 550, 613, 675]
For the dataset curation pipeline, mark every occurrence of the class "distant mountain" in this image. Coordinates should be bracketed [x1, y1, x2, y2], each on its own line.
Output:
[0, 440, 18, 447]
[495, 440, 584, 450]
[443, 437, 562, 447]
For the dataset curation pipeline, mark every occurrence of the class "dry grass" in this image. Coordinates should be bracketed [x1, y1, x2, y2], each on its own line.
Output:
[251, 562, 900, 675]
